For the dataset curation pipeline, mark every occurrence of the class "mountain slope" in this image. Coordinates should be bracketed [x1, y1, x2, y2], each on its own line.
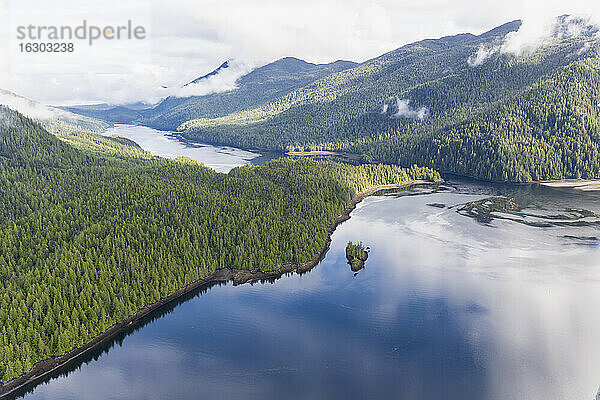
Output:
[0, 105, 87, 167]
[369, 54, 600, 181]
[140, 57, 357, 130]
[0, 89, 110, 133]
[0, 91, 154, 159]
[177, 18, 600, 181]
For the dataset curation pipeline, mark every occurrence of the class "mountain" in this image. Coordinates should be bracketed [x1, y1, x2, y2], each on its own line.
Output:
[177, 20, 528, 147]
[66, 57, 357, 129]
[185, 60, 231, 85]
[176, 17, 600, 182]
[139, 57, 358, 130]
[64, 104, 144, 124]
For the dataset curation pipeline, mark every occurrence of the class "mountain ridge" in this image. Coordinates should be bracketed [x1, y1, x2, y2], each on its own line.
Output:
[173, 16, 600, 181]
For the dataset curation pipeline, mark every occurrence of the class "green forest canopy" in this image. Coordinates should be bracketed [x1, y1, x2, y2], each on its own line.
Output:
[0, 107, 439, 383]
[170, 23, 600, 182]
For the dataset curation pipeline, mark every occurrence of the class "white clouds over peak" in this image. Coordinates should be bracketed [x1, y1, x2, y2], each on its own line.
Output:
[169, 60, 254, 98]
[468, 13, 600, 67]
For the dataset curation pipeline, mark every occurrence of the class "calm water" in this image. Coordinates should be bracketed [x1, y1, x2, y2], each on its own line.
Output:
[12, 178, 600, 400]
[102, 124, 278, 173]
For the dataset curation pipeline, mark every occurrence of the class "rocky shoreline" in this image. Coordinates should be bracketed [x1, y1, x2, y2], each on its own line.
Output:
[0, 179, 437, 398]
[347, 250, 369, 272]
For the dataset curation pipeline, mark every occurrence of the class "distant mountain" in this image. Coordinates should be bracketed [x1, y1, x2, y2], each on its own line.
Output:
[139, 57, 358, 130]
[66, 57, 357, 129]
[0, 89, 110, 133]
[178, 17, 600, 182]
[64, 104, 144, 124]
[185, 60, 231, 86]
[65, 102, 154, 112]
[63, 101, 156, 124]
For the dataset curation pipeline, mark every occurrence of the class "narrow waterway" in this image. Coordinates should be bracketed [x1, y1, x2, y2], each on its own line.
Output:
[102, 124, 278, 173]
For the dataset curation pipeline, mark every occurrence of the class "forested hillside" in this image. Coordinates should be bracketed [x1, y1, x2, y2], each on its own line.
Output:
[0, 106, 438, 383]
[0, 89, 110, 135]
[66, 57, 357, 129]
[175, 18, 600, 182]
[357, 55, 600, 181]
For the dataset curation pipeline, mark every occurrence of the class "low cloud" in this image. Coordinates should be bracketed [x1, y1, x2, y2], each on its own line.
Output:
[167, 59, 253, 98]
[576, 41, 593, 55]
[0, 90, 60, 120]
[382, 98, 428, 120]
[468, 14, 600, 67]
[468, 43, 502, 66]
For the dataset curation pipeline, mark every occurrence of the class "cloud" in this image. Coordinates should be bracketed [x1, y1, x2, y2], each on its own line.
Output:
[501, 14, 598, 56]
[168, 60, 253, 98]
[2, 0, 600, 105]
[576, 41, 593, 55]
[468, 14, 600, 67]
[468, 43, 502, 66]
[0, 90, 60, 119]
[387, 98, 428, 120]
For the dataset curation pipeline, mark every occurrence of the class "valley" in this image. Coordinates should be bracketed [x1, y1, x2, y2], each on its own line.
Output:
[1, 12, 600, 400]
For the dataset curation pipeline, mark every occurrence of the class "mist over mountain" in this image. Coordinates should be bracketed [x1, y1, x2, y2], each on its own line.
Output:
[174, 17, 600, 182]
[65, 57, 357, 129]
[0, 89, 110, 133]
[185, 60, 232, 86]
[63, 16, 600, 181]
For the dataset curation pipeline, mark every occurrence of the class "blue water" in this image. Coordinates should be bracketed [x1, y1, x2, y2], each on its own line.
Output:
[13, 178, 600, 400]
[102, 124, 269, 173]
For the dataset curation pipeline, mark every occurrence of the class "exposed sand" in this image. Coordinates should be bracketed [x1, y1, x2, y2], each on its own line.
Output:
[538, 180, 600, 191]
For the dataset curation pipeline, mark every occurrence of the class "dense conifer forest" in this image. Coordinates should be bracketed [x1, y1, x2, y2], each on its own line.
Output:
[0, 106, 438, 383]
[146, 20, 600, 183]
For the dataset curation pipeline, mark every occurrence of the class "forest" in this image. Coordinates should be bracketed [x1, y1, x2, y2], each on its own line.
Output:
[0, 106, 439, 383]
[169, 21, 600, 182]
[345, 241, 366, 262]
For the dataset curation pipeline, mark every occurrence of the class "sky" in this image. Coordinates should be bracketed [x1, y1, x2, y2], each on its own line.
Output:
[0, 0, 598, 106]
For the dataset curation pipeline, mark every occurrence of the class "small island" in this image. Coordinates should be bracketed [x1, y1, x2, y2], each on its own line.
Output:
[346, 241, 369, 272]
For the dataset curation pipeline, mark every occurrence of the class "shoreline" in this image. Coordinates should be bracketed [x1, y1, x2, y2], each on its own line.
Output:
[536, 179, 600, 191]
[100, 126, 600, 188]
[0, 179, 437, 399]
[285, 150, 361, 161]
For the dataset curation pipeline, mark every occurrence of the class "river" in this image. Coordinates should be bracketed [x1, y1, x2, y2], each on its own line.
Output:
[101, 124, 279, 173]
[12, 126, 600, 400]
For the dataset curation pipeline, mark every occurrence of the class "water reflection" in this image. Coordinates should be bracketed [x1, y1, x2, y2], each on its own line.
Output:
[15, 181, 600, 400]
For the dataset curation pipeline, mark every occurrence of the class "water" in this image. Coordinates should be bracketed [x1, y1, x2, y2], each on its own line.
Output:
[102, 124, 279, 173]
[11, 177, 600, 400]
[12, 124, 600, 399]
